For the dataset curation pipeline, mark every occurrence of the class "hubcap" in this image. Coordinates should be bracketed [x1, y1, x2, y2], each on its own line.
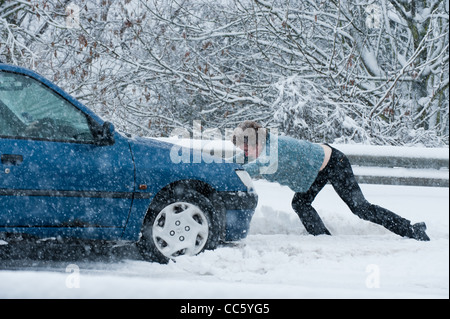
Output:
[152, 202, 209, 258]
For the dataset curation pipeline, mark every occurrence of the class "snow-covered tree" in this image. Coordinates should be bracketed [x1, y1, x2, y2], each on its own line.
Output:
[245, 0, 449, 145]
[1, 0, 448, 146]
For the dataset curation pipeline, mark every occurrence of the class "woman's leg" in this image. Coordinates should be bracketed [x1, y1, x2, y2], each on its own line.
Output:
[326, 147, 420, 238]
[292, 170, 331, 235]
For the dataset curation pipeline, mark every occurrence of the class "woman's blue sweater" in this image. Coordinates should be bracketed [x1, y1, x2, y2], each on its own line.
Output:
[243, 135, 324, 193]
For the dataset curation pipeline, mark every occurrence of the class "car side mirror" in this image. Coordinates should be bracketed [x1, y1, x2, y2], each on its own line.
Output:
[95, 121, 115, 146]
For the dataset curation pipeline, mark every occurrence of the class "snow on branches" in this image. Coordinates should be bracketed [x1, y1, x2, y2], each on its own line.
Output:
[1, 0, 448, 146]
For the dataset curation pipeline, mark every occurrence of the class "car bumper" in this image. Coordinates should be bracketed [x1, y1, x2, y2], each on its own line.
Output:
[218, 191, 258, 241]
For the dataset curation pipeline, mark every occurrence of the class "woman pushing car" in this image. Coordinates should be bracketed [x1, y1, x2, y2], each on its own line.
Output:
[231, 121, 430, 241]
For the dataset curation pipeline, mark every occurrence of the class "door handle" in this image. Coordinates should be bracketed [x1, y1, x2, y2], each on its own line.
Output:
[1, 154, 24, 165]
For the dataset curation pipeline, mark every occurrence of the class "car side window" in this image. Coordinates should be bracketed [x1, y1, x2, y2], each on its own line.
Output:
[0, 71, 94, 142]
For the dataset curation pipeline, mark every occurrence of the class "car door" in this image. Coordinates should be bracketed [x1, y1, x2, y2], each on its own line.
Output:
[0, 69, 135, 231]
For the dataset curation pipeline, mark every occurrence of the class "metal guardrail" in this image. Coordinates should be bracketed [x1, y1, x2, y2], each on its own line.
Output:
[346, 154, 449, 170]
[346, 154, 449, 187]
[354, 174, 448, 187]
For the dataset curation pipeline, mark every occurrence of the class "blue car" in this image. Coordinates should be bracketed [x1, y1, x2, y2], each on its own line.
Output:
[0, 63, 257, 263]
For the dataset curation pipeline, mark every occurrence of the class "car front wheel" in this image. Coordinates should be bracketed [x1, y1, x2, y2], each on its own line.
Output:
[137, 189, 220, 263]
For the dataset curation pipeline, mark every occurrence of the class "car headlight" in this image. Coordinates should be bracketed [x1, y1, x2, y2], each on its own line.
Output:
[235, 170, 255, 192]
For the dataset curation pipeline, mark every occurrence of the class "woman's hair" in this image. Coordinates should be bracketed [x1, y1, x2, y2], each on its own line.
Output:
[231, 121, 267, 147]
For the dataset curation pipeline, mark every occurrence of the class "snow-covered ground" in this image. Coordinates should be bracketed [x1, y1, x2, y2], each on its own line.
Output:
[0, 179, 448, 299]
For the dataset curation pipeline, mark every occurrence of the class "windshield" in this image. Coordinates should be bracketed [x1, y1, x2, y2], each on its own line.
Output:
[0, 71, 94, 142]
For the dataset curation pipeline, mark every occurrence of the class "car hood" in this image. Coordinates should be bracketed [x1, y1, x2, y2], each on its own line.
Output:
[129, 136, 236, 165]
[130, 136, 180, 152]
[127, 135, 246, 193]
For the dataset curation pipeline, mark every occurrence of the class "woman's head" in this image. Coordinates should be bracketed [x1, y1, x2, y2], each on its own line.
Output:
[231, 121, 267, 158]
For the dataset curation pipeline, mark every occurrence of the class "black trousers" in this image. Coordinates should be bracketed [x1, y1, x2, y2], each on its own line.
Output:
[291, 146, 413, 237]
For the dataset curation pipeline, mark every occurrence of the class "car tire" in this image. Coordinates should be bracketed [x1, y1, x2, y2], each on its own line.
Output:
[137, 189, 220, 263]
